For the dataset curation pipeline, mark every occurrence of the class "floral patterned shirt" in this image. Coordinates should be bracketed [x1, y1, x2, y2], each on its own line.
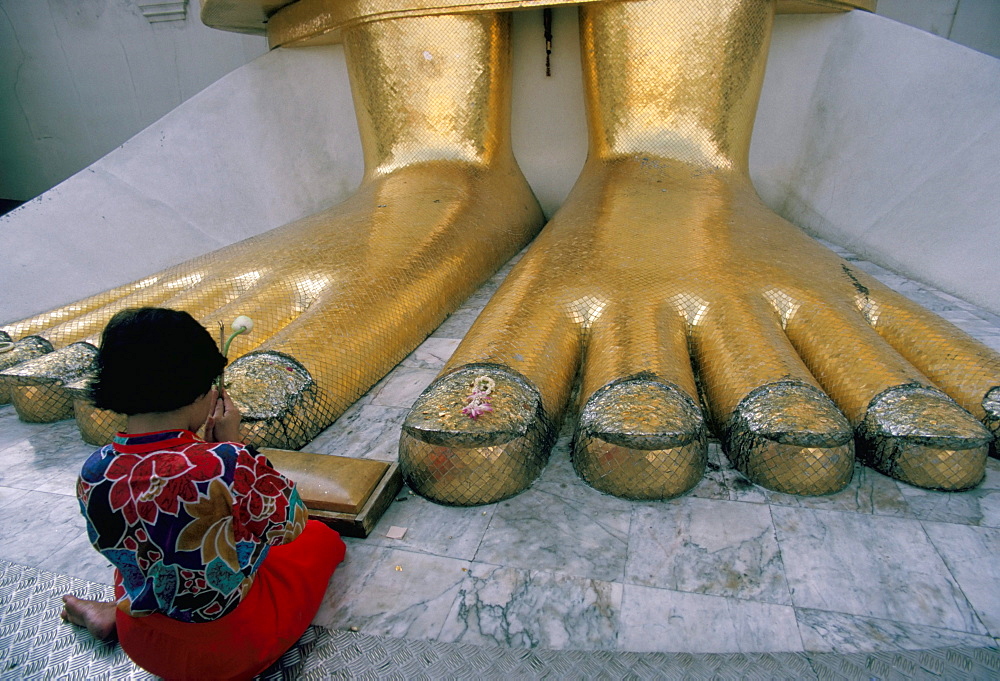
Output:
[77, 430, 308, 623]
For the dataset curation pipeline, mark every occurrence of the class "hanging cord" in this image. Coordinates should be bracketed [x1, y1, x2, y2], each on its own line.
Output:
[544, 8, 553, 77]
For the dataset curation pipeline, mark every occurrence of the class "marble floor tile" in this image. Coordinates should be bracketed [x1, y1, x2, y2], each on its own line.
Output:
[0, 434, 92, 496]
[685, 442, 730, 501]
[619, 585, 802, 653]
[44, 533, 115, 585]
[0, 485, 29, 510]
[313, 543, 472, 640]
[362, 493, 496, 562]
[0, 490, 89, 567]
[305, 403, 408, 461]
[795, 608, 998, 653]
[0, 414, 91, 473]
[898, 482, 1000, 528]
[977, 336, 1000, 352]
[438, 564, 622, 650]
[922, 522, 1000, 635]
[430, 309, 481, 340]
[0, 405, 48, 451]
[474, 446, 633, 583]
[626, 497, 791, 605]
[772, 506, 986, 634]
[459, 287, 504, 312]
[368, 368, 439, 409]
[981, 458, 1000, 489]
[399, 338, 461, 370]
[723, 464, 770, 505]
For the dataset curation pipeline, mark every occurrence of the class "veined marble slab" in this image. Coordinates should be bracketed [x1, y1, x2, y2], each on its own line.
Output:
[362, 493, 497, 562]
[314, 543, 471, 640]
[795, 607, 998, 653]
[922, 522, 1000, 635]
[626, 497, 791, 605]
[620, 585, 802, 653]
[438, 564, 622, 650]
[307, 402, 409, 462]
[772, 506, 986, 634]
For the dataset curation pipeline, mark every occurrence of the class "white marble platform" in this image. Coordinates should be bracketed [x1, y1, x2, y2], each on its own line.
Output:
[1, 243, 998, 658]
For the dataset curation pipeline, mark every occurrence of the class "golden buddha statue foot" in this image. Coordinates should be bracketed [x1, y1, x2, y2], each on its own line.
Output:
[0, 12, 544, 448]
[401, 159, 996, 504]
[400, 0, 998, 504]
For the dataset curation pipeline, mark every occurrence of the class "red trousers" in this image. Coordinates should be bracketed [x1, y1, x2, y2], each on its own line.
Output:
[116, 520, 345, 681]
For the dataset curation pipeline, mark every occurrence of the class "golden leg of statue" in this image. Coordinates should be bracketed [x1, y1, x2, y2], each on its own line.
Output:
[399, 0, 998, 505]
[0, 12, 543, 448]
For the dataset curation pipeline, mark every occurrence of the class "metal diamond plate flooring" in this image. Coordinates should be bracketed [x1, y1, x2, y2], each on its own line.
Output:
[2, 560, 998, 680]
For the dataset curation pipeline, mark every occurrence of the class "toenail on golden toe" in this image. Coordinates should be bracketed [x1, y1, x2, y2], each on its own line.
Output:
[859, 384, 990, 491]
[574, 376, 706, 500]
[0, 335, 54, 405]
[225, 351, 322, 449]
[0, 342, 96, 423]
[983, 387, 1000, 459]
[723, 381, 854, 496]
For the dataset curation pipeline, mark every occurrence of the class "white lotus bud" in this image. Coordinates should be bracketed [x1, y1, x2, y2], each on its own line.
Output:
[231, 315, 254, 334]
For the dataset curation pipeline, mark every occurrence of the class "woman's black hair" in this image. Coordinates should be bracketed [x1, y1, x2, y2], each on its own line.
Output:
[90, 307, 227, 415]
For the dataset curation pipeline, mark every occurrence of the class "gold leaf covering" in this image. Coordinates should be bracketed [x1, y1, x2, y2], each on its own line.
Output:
[399, 0, 996, 505]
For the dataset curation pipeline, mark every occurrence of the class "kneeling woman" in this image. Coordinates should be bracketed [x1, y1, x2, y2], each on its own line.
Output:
[62, 307, 345, 680]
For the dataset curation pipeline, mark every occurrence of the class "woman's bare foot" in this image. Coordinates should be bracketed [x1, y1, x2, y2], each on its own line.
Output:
[60, 595, 117, 641]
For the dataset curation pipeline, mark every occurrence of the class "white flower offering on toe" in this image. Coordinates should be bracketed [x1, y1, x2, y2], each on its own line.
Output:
[462, 375, 496, 420]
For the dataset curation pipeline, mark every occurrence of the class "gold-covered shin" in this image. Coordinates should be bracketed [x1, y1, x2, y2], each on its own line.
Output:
[1, 11, 543, 448]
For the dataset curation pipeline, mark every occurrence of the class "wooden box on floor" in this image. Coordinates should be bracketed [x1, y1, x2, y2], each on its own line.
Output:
[260, 448, 402, 538]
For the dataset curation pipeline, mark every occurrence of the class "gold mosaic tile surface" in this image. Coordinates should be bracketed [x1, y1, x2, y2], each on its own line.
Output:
[0, 12, 543, 449]
[399, 0, 998, 505]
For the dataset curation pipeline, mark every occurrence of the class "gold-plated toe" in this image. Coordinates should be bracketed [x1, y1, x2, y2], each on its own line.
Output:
[984, 387, 1000, 458]
[859, 385, 990, 491]
[0, 343, 97, 423]
[225, 351, 325, 449]
[399, 364, 553, 505]
[65, 378, 123, 446]
[723, 381, 854, 495]
[0, 336, 53, 405]
[574, 377, 706, 499]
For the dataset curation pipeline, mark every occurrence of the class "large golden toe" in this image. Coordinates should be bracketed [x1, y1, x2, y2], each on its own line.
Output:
[0, 342, 96, 423]
[226, 351, 323, 449]
[574, 376, 706, 500]
[723, 381, 854, 496]
[399, 364, 552, 506]
[859, 385, 989, 491]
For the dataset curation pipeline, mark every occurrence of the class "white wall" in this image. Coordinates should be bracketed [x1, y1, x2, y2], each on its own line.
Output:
[0, 0, 267, 201]
[877, 0, 1000, 59]
[2, 1, 998, 204]
[752, 11, 1000, 315]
